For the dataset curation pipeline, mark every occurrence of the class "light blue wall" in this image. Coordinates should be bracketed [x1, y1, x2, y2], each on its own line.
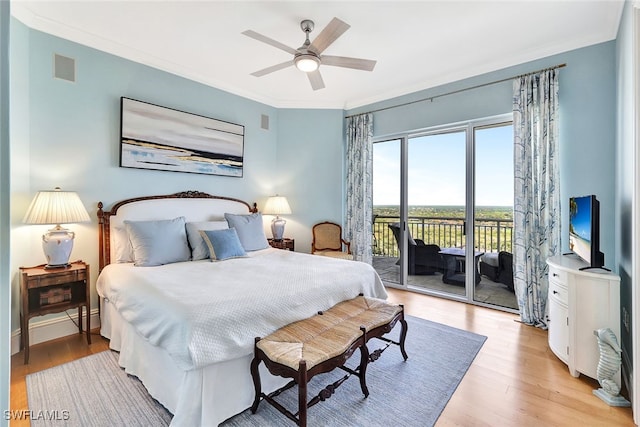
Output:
[615, 0, 635, 399]
[1, 1, 11, 422]
[347, 41, 617, 271]
[276, 109, 344, 253]
[9, 22, 282, 331]
[25, 26, 279, 203]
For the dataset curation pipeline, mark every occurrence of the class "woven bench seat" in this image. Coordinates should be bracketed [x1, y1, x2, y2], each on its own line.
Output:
[250, 295, 408, 426]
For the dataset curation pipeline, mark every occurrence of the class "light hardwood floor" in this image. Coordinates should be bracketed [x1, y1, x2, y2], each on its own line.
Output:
[10, 288, 636, 426]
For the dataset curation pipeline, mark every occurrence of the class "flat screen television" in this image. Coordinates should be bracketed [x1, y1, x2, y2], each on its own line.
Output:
[568, 195, 605, 270]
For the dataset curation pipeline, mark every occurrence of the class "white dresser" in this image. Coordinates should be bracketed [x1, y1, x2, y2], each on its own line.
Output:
[546, 255, 621, 383]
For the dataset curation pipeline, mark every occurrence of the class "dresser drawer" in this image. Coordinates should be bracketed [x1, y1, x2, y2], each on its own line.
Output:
[549, 279, 568, 305]
[548, 266, 568, 285]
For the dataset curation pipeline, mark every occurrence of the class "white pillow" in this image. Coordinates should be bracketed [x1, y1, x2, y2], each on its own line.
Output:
[186, 221, 229, 260]
[124, 217, 191, 267]
[113, 225, 134, 263]
[224, 212, 269, 251]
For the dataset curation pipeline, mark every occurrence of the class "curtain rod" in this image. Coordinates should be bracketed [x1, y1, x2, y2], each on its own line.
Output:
[345, 63, 566, 119]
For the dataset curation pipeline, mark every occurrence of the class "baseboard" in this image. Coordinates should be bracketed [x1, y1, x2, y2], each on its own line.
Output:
[11, 309, 101, 355]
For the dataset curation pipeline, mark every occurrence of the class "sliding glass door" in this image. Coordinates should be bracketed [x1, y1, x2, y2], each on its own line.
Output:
[473, 124, 517, 309]
[372, 138, 402, 285]
[406, 130, 466, 298]
[372, 116, 517, 311]
[372, 129, 470, 299]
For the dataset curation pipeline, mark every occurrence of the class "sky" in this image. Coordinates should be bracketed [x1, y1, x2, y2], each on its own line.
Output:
[373, 124, 514, 206]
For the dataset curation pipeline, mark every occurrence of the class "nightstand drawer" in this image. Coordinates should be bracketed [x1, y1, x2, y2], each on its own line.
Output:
[28, 269, 86, 288]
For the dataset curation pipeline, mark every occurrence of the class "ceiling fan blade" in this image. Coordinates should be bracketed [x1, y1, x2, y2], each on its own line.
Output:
[321, 55, 377, 71]
[307, 70, 325, 91]
[251, 61, 293, 77]
[310, 17, 350, 54]
[242, 30, 298, 55]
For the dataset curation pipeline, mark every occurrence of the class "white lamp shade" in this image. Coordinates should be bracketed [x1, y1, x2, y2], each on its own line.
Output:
[23, 188, 91, 225]
[263, 196, 292, 216]
[23, 187, 90, 268]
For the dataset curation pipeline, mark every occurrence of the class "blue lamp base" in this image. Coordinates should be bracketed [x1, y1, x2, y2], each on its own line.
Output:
[271, 217, 286, 241]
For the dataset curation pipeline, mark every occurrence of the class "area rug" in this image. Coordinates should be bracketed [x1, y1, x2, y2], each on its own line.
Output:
[26, 316, 486, 427]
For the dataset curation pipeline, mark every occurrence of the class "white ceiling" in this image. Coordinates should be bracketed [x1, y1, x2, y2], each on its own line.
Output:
[12, 1, 624, 110]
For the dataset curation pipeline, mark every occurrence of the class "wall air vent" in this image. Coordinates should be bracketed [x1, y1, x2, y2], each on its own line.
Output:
[53, 54, 75, 82]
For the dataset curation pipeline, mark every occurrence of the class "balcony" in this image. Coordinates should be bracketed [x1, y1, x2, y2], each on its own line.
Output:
[372, 215, 517, 310]
[373, 215, 513, 257]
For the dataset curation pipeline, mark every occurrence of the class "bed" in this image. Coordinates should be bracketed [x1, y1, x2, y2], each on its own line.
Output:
[95, 191, 387, 426]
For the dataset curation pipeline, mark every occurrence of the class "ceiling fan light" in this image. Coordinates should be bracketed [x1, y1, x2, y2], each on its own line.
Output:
[295, 54, 320, 72]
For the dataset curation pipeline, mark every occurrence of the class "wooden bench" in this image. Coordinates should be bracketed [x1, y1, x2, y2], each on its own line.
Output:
[250, 295, 408, 426]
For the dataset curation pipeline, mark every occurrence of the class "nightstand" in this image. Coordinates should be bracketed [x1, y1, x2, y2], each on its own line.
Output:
[20, 260, 91, 364]
[268, 238, 295, 251]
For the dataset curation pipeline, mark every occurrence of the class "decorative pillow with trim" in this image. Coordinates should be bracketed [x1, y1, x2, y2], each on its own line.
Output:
[199, 228, 248, 261]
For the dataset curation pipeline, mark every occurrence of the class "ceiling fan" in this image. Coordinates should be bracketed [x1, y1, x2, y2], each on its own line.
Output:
[242, 17, 377, 91]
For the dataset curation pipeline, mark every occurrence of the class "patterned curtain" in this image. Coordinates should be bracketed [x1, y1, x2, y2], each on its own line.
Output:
[512, 69, 561, 328]
[345, 113, 374, 264]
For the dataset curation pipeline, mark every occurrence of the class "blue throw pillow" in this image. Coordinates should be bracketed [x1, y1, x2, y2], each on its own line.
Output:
[224, 212, 269, 251]
[186, 221, 229, 261]
[124, 217, 191, 267]
[199, 228, 248, 261]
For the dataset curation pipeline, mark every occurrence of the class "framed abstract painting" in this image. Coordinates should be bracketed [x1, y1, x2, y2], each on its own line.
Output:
[120, 97, 244, 177]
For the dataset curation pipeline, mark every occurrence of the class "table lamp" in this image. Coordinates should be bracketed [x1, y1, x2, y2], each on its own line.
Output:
[263, 195, 291, 241]
[23, 187, 91, 268]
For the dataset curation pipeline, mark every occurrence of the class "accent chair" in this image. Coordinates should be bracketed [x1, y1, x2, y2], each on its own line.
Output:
[311, 221, 354, 260]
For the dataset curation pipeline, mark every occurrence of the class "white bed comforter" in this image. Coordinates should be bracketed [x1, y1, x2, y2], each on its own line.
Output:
[96, 248, 387, 371]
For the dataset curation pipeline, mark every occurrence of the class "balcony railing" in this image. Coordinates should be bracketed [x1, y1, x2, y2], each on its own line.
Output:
[373, 215, 513, 257]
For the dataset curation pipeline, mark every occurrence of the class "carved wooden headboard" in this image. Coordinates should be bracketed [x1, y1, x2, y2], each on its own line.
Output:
[97, 190, 257, 272]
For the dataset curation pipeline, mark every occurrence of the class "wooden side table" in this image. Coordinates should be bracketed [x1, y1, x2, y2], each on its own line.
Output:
[20, 260, 91, 364]
[268, 238, 295, 251]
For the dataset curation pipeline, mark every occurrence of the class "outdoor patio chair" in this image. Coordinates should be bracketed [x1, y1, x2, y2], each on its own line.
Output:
[388, 223, 443, 275]
[479, 251, 514, 292]
[497, 251, 514, 291]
